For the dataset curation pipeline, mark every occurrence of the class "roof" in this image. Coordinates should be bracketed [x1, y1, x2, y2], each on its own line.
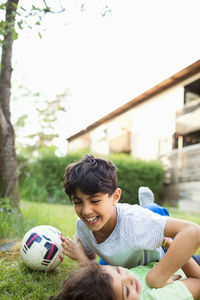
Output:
[67, 59, 200, 142]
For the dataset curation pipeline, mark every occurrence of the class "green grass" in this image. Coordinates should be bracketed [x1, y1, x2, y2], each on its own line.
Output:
[20, 201, 77, 238]
[0, 201, 78, 299]
[168, 207, 200, 225]
[0, 259, 77, 300]
[1, 202, 200, 299]
[0, 201, 77, 240]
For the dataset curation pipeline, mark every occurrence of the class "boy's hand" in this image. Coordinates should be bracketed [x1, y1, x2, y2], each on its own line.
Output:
[62, 236, 82, 260]
[62, 237, 91, 266]
[147, 218, 200, 288]
[166, 274, 182, 284]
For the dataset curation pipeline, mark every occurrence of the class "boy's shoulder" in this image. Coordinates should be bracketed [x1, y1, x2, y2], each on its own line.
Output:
[116, 203, 168, 223]
[117, 202, 138, 209]
[116, 203, 153, 224]
[117, 202, 143, 215]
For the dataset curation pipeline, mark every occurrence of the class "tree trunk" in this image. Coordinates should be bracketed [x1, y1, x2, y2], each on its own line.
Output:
[0, 0, 20, 208]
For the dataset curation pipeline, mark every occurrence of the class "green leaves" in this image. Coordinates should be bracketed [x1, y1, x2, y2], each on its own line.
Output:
[110, 154, 165, 204]
[17, 20, 23, 30]
[12, 29, 18, 40]
[38, 31, 42, 39]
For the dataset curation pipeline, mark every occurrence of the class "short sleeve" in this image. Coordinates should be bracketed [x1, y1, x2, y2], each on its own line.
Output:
[126, 206, 168, 250]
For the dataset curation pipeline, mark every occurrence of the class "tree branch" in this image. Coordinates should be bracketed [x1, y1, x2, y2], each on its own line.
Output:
[42, 0, 65, 14]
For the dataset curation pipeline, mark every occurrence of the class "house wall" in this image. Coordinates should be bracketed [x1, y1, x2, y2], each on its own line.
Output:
[159, 143, 200, 210]
[68, 73, 200, 160]
[130, 87, 183, 160]
[90, 124, 109, 155]
[130, 73, 200, 160]
[90, 111, 133, 155]
[68, 132, 90, 152]
[160, 143, 200, 183]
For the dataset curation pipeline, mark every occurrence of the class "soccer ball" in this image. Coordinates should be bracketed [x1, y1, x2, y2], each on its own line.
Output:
[20, 225, 64, 271]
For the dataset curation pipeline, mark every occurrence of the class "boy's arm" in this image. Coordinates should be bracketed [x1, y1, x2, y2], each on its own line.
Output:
[62, 237, 96, 267]
[164, 237, 200, 299]
[181, 258, 200, 300]
[146, 217, 200, 288]
[182, 278, 200, 300]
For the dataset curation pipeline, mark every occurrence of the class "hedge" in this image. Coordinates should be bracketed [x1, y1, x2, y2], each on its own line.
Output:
[110, 155, 165, 204]
[17, 153, 81, 204]
[17, 152, 165, 205]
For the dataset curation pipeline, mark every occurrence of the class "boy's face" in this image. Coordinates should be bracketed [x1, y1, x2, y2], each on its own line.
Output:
[71, 188, 121, 238]
[102, 265, 141, 300]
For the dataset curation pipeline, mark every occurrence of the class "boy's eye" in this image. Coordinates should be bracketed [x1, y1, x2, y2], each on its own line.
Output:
[72, 200, 82, 205]
[114, 266, 120, 274]
[125, 286, 129, 298]
[91, 200, 100, 204]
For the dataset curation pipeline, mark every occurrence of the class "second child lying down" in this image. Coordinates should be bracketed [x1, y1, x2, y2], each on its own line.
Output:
[49, 238, 200, 300]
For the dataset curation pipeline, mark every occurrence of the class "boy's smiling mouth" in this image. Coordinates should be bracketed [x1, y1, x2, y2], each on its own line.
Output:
[83, 216, 99, 225]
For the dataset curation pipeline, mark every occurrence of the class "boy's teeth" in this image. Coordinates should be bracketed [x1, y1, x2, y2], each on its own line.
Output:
[86, 216, 97, 222]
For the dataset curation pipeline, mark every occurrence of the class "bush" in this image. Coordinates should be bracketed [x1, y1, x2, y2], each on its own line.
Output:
[110, 154, 165, 204]
[17, 153, 30, 188]
[18, 152, 83, 203]
[18, 151, 165, 205]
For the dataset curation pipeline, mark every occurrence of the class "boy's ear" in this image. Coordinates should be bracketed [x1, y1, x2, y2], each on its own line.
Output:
[113, 188, 121, 205]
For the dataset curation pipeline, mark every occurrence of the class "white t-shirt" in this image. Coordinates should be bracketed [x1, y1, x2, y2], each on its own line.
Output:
[75, 203, 169, 268]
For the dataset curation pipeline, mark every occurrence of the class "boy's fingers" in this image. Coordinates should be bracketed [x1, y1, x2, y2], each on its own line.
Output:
[62, 242, 73, 250]
[62, 236, 72, 242]
[61, 237, 75, 255]
[172, 274, 182, 281]
[60, 236, 84, 259]
[166, 274, 182, 284]
[62, 244, 73, 255]
[61, 236, 73, 246]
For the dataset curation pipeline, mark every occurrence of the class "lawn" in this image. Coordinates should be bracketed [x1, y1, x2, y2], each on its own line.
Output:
[0, 201, 78, 300]
[0, 201, 200, 299]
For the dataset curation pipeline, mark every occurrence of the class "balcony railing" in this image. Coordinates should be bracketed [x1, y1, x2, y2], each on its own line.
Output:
[176, 98, 200, 135]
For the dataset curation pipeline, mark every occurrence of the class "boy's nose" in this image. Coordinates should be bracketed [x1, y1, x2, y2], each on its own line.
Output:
[82, 204, 93, 215]
[123, 273, 134, 286]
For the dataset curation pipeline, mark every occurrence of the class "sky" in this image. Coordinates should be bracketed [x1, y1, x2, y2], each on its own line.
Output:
[10, 0, 200, 152]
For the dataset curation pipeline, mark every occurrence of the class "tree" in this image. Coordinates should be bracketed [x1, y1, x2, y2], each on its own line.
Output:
[14, 90, 69, 157]
[0, 0, 65, 209]
[0, 0, 111, 210]
[0, 0, 20, 208]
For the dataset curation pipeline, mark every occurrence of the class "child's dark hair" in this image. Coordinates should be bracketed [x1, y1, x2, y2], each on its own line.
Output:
[48, 263, 115, 300]
[64, 154, 117, 199]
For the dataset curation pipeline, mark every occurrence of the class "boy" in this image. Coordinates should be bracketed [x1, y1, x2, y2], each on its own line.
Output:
[50, 238, 200, 300]
[63, 154, 200, 288]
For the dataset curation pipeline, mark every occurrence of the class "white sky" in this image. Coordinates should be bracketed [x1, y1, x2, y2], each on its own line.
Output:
[11, 0, 200, 145]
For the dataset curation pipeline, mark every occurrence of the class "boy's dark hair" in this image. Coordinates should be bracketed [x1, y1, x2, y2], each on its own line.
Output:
[48, 263, 115, 300]
[64, 154, 117, 199]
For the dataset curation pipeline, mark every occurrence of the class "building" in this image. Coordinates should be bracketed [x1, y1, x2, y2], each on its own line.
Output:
[67, 60, 200, 209]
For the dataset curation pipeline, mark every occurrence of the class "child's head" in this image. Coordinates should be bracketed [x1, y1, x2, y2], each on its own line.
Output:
[64, 154, 118, 200]
[48, 263, 115, 300]
[49, 263, 141, 300]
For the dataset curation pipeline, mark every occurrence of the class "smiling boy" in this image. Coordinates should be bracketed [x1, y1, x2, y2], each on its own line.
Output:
[63, 154, 200, 288]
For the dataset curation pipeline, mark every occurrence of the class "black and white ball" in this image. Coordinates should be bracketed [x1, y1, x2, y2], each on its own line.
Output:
[20, 225, 64, 271]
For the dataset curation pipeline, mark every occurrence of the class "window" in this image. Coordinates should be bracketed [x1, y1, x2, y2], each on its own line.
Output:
[184, 78, 200, 104]
[174, 131, 200, 149]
